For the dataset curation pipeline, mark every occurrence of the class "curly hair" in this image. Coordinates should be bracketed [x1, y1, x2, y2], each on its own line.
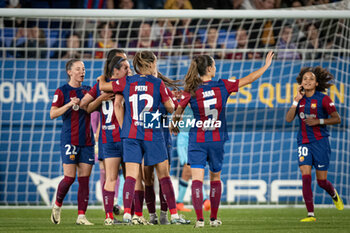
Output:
[296, 66, 334, 92]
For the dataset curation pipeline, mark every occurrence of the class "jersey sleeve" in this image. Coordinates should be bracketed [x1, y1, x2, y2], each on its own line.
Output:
[159, 81, 170, 104]
[179, 91, 191, 109]
[112, 77, 127, 93]
[222, 79, 240, 93]
[51, 88, 64, 108]
[322, 95, 337, 115]
[88, 82, 99, 99]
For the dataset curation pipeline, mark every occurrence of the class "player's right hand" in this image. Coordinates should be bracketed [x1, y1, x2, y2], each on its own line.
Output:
[294, 85, 304, 102]
[264, 50, 274, 68]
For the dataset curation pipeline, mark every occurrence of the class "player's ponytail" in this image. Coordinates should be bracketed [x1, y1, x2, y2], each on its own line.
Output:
[185, 55, 213, 97]
[133, 51, 156, 74]
[157, 71, 181, 90]
[65, 58, 81, 81]
[108, 56, 126, 79]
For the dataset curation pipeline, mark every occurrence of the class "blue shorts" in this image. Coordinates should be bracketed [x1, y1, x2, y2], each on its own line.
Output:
[188, 141, 225, 173]
[60, 144, 94, 165]
[297, 137, 331, 171]
[103, 141, 123, 159]
[98, 138, 104, 161]
[123, 138, 168, 166]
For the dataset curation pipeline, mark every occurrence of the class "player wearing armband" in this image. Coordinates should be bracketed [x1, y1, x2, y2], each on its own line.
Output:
[50, 59, 94, 225]
[286, 67, 344, 222]
[81, 55, 130, 225]
[99, 51, 190, 225]
[171, 51, 274, 228]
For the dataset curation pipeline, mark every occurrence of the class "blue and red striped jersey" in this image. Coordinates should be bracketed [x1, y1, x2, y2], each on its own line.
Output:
[179, 79, 239, 143]
[51, 83, 94, 146]
[296, 91, 336, 144]
[88, 81, 121, 143]
[111, 74, 170, 141]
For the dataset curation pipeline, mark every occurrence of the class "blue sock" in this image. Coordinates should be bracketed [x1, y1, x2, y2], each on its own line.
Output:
[177, 178, 188, 203]
[202, 184, 208, 201]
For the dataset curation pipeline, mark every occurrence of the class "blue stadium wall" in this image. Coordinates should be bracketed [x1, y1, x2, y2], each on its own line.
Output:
[0, 59, 349, 205]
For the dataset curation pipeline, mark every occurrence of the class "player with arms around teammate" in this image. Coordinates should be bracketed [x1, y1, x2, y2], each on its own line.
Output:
[285, 67, 344, 222]
[99, 51, 190, 225]
[50, 59, 95, 225]
[80, 56, 130, 225]
[171, 51, 274, 228]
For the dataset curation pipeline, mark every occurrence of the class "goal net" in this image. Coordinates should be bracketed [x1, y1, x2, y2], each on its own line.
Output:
[0, 5, 349, 206]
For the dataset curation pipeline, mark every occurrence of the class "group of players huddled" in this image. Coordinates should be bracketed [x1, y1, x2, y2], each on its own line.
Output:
[49, 48, 343, 227]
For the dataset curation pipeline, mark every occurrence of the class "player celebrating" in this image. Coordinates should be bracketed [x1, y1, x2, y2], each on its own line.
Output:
[99, 50, 190, 225]
[50, 59, 94, 225]
[285, 66, 344, 222]
[171, 51, 274, 228]
[80, 56, 130, 225]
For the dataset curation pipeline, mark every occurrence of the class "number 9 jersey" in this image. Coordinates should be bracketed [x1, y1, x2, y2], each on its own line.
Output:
[88, 81, 121, 143]
[111, 74, 170, 141]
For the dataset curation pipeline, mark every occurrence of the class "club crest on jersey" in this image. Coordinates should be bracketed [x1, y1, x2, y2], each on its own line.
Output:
[311, 103, 317, 109]
[202, 90, 215, 98]
[70, 154, 75, 161]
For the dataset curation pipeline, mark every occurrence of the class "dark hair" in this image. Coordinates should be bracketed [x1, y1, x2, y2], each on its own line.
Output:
[157, 72, 181, 90]
[296, 66, 334, 92]
[133, 51, 156, 74]
[65, 59, 82, 81]
[108, 56, 127, 78]
[103, 49, 126, 79]
[184, 55, 214, 96]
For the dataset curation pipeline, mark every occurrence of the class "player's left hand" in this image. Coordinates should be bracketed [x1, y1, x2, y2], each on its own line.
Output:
[304, 118, 320, 126]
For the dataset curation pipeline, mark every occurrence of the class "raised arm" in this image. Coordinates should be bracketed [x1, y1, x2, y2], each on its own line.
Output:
[285, 86, 304, 122]
[237, 51, 274, 88]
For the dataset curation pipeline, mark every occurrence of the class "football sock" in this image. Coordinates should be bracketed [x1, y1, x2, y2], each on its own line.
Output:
[145, 185, 156, 214]
[159, 177, 177, 214]
[317, 179, 336, 198]
[192, 180, 203, 221]
[55, 176, 75, 207]
[123, 176, 136, 215]
[210, 180, 221, 220]
[159, 181, 168, 212]
[77, 176, 90, 214]
[103, 188, 115, 218]
[302, 175, 314, 213]
[134, 190, 144, 217]
[177, 178, 188, 203]
[114, 176, 120, 199]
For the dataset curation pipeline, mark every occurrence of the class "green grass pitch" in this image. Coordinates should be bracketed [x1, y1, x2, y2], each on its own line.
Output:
[0, 208, 349, 233]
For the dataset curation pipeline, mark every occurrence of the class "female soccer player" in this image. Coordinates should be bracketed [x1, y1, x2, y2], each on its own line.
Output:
[285, 66, 344, 222]
[143, 72, 180, 225]
[80, 56, 130, 225]
[171, 51, 274, 228]
[50, 59, 94, 225]
[99, 50, 190, 225]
